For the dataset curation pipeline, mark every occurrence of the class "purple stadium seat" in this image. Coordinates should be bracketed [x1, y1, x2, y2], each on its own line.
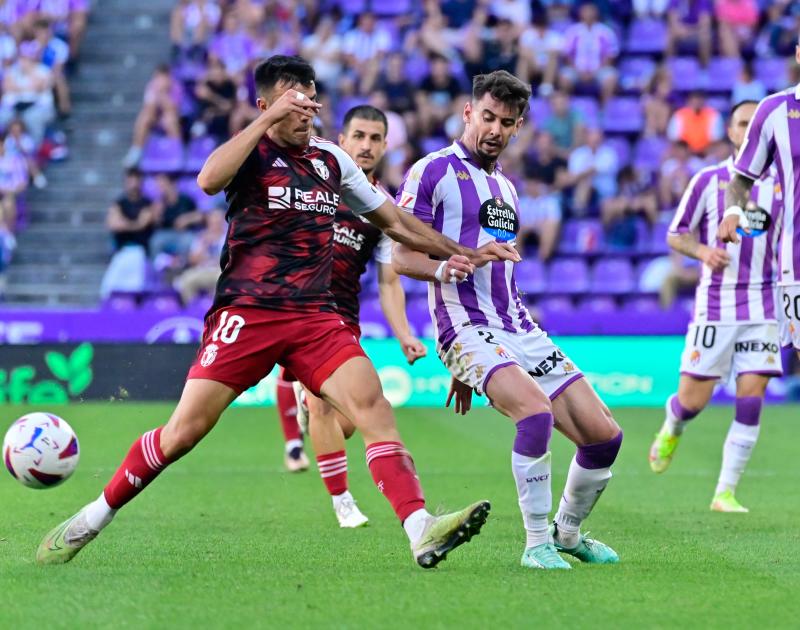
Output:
[559, 219, 604, 254]
[372, 0, 412, 17]
[139, 135, 184, 174]
[538, 296, 574, 313]
[605, 137, 632, 167]
[667, 57, 702, 92]
[577, 295, 617, 313]
[572, 96, 599, 128]
[625, 18, 667, 54]
[337, 0, 367, 12]
[706, 57, 742, 92]
[529, 97, 551, 124]
[335, 96, 370, 128]
[602, 98, 644, 134]
[142, 175, 162, 202]
[547, 258, 590, 294]
[358, 296, 391, 338]
[754, 58, 789, 91]
[706, 96, 731, 116]
[104, 292, 138, 311]
[400, 274, 428, 297]
[623, 295, 662, 312]
[185, 136, 217, 173]
[142, 293, 182, 313]
[591, 258, 635, 294]
[649, 219, 672, 254]
[420, 136, 448, 156]
[619, 57, 657, 93]
[403, 54, 429, 86]
[515, 259, 546, 294]
[179, 176, 225, 211]
[405, 296, 434, 338]
[634, 136, 668, 174]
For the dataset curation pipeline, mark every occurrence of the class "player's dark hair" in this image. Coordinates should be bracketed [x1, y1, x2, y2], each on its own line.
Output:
[730, 99, 759, 120]
[254, 55, 315, 97]
[342, 105, 388, 135]
[472, 70, 531, 117]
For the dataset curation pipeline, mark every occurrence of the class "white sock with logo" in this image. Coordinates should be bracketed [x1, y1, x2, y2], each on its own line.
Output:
[715, 421, 760, 495]
[554, 457, 612, 549]
[83, 492, 116, 532]
[512, 451, 552, 548]
[403, 508, 433, 546]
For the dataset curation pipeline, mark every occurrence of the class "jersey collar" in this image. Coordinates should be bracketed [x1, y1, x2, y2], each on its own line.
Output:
[453, 140, 503, 174]
[795, 83, 800, 101]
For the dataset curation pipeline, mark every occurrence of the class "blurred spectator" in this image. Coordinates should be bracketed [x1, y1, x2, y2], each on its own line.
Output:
[174, 209, 227, 305]
[0, 224, 15, 295]
[32, 18, 70, 116]
[100, 170, 157, 298]
[667, 92, 723, 155]
[642, 67, 673, 137]
[375, 53, 417, 114]
[193, 55, 236, 139]
[0, 22, 16, 68]
[342, 12, 392, 74]
[489, 0, 532, 28]
[659, 252, 700, 307]
[439, 0, 478, 29]
[31, 0, 89, 60]
[519, 131, 568, 260]
[658, 140, 703, 208]
[544, 91, 585, 160]
[464, 13, 520, 77]
[633, 0, 670, 16]
[0, 41, 55, 144]
[4, 119, 46, 189]
[567, 128, 619, 216]
[731, 61, 767, 105]
[559, 2, 619, 102]
[602, 166, 659, 248]
[123, 64, 183, 168]
[209, 12, 255, 78]
[170, 0, 221, 62]
[300, 16, 343, 91]
[756, 1, 799, 58]
[517, 12, 563, 96]
[0, 136, 28, 230]
[666, 0, 713, 66]
[416, 54, 463, 135]
[150, 174, 205, 262]
[716, 0, 759, 58]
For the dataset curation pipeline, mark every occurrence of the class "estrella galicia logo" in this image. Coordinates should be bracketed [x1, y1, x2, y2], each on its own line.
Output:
[737, 202, 771, 238]
[479, 196, 518, 242]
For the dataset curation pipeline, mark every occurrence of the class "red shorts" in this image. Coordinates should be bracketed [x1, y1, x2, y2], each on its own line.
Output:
[188, 306, 366, 396]
[279, 322, 361, 383]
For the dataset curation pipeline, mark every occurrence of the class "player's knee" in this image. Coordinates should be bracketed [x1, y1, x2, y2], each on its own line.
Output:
[162, 412, 216, 459]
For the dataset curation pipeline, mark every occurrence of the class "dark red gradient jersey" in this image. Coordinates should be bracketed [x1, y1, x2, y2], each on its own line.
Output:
[214, 135, 386, 313]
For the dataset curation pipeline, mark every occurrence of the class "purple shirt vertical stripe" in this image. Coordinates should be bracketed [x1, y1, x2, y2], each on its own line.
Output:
[736, 237, 753, 320]
[484, 176, 516, 332]
[788, 112, 800, 282]
[431, 200, 456, 349]
[706, 184, 725, 320]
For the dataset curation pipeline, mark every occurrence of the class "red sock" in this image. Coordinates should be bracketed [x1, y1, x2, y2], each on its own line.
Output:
[276, 376, 302, 443]
[317, 450, 348, 496]
[366, 441, 426, 522]
[104, 427, 171, 509]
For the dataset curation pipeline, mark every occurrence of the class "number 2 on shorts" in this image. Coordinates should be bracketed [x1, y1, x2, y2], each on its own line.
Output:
[212, 311, 246, 344]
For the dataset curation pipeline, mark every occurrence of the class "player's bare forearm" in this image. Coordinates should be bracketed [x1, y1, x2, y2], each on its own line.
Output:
[378, 262, 415, 340]
[666, 232, 702, 260]
[725, 173, 755, 210]
[392, 243, 441, 282]
[380, 204, 469, 259]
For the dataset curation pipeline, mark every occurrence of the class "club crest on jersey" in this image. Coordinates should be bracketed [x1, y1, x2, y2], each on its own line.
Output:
[200, 343, 219, 367]
[311, 158, 329, 180]
[736, 201, 770, 238]
[456, 171, 470, 181]
[479, 196, 518, 242]
[788, 109, 800, 119]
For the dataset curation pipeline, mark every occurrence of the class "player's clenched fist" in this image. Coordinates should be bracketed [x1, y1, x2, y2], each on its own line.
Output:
[469, 241, 521, 267]
[435, 254, 474, 284]
[262, 89, 322, 124]
[699, 245, 730, 272]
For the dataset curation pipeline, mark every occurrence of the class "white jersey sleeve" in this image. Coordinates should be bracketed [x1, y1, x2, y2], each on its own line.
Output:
[317, 140, 386, 215]
[374, 233, 393, 264]
[669, 167, 713, 235]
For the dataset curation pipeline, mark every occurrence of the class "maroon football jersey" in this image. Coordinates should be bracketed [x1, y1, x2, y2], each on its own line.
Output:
[214, 135, 385, 313]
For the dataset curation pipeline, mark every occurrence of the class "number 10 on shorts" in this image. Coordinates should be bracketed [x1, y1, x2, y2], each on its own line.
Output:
[212, 311, 246, 344]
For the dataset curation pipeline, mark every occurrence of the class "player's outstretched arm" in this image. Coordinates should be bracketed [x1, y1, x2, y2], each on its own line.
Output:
[667, 231, 730, 272]
[377, 262, 427, 365]
[365, 200, 521, 267]
[718, 173, 756, 244]
[197, 89, 321, 195]
[392, 243, 473, 283]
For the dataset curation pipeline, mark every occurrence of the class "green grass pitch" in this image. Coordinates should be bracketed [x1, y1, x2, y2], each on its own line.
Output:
[1, 402, 798, 629]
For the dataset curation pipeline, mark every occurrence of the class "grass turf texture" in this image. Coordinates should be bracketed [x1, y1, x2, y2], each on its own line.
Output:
[1, 403, 798, 629]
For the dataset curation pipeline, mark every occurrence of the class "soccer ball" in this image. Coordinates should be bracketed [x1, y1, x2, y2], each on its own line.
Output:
[3, 412, 80, 489]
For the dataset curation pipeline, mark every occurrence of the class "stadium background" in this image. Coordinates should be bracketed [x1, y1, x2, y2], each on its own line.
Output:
[0, 0, 799, 406]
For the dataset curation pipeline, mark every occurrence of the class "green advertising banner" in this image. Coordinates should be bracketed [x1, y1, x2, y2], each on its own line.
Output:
[233, 336, 684, 408]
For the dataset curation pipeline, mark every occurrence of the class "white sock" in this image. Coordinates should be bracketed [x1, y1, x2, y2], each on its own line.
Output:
[332, 490, 353, 509]
[665, 396, 688, 435]
[512, 451, 552, 548]
[83, 492, 116, 532]
[554, 456, 612, 549]
[715, 421, 760, 495]
[403, 508, 432, 545]
[285, 438, 303, 453]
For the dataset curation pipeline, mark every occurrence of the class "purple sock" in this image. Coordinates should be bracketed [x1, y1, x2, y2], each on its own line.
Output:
[670, 394, 700, 422]
[735, 397, 762, 426]
[576, 431, 623, 470]
[513, 413, 553, 458]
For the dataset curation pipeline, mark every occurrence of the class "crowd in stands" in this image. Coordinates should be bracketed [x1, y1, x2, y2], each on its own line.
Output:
[0, 0, 88, 292]
[104, 0, 800, 326]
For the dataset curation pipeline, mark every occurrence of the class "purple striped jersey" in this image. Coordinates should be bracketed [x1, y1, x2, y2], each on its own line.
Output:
[734, 84, 800, 285]
[669, 158, 782, 323]
[396, 141, 534, 350]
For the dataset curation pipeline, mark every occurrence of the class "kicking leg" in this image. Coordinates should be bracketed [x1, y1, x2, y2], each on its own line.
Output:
[37, 379, 236, 564]
[711, 374, 768, 513]
[650, 375, 715, 473]
[319, 357, 490, 568]
[276, 368, 308, 472]
[486, 365, 570, 570]
[306, 390, 368, 528]
[550, 377, 622, 564]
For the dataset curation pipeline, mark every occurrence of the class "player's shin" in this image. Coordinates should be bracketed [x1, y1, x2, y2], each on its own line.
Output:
[511, 413, 555, 548]
[554, 431, 623, 548]
[716, 397, 761, 496]
[276, 373, 303, 446]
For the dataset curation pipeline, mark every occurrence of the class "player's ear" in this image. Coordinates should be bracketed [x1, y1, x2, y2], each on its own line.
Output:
[338, 133, 346, 146]
[463, 101, 472, 124]
[514, 117, 524, 137]
[256, 97, 268, 112]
